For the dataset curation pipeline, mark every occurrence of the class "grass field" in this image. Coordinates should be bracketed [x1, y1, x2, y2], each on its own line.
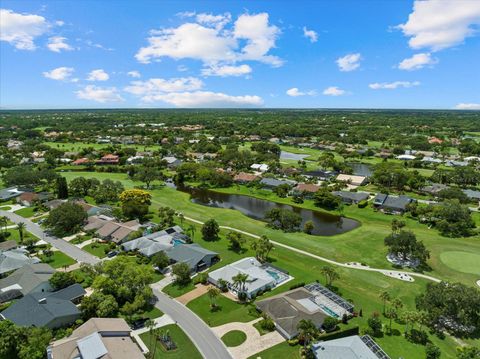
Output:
[0, 206, 12, 210]
[187, 293, 259, 327]
[60, 171, 479, 358]
[83, 242, 109, 258]
[139, 324, 202, 359]
[439, 251, 480, 275]
[248, 341, 301, 359]
[40, 251, 76, 268]
[45, 141, 162, 152]
[221, 330, 247, 347]
[13, 207, 37, 218]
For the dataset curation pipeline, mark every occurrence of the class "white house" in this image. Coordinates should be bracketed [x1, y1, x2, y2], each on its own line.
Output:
[250, 163, 269, 172]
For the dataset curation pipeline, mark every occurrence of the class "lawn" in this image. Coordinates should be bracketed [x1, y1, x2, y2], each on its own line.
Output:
[0, 206, 12, 210]
[253, 321, 274, 336]
[221, 330, 247, 347]
[163, 281, 196, 297]
[83, 242, 110, 258]
[14, 207, 37, 218]
[4, 228, 38, 244]
[439, 251, 480, 275]
[40, 251, 76, 268]
[187, 293, 259, 327]
[248, 341, 301, 359]
[139, 324, 202, 359]
[140, 306, 163, 320]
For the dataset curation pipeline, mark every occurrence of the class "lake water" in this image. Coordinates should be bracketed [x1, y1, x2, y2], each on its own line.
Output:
[347, 162, 373, 177]
[280, 151, 310, 161]
[178, 186, 359, 236]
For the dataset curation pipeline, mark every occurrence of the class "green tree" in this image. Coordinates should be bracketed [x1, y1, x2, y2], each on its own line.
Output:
[434, 199, 476, 237]
[151, 251, 170, 270]
[226, 231, 246, 252]
[172, 262, 191, 285]
[232, 272, 249, 299]
[49, 271, 76, 290]
[322, 316, 338, 332]
[207, 286, 221, 309]
[202, 219, 220, 241]
[313, 188, 342, 210]
[367, 313, 383, 337]
[56, 176, 69, 199]
[425, 343, 441, 359]
[46, 202, 87, 236]
[133, 165, 162, 189]
[250, 235, 274, 262]
[264, 207, 302, 232]
[158, 206, 176, 228]
[297, 319, 318, 348]
[303, 220, 314, 234]
[320, 266, 340, 287]
[456, 346, 480, 359]
[16, 222, 26, 244]
[119, 189, 151, 219]
[384, 230, 430, 266]
[379, 291, 391, 314]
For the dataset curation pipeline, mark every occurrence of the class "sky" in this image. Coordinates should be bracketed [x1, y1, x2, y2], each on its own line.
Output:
[1, 0, 480, 110]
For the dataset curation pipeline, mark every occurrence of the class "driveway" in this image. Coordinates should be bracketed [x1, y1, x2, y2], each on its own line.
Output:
[176, 283, 212, 305]
[151, 286, 232, 359]
[0, 210, 100, 265]
[212, 318, 284, 359]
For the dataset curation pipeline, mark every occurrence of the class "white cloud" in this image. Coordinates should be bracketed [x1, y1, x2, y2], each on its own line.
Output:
[322, 86, 346, 96]
[47, 36, 73, 52]
[369, 81, 420, 89]
[202, 64, 252, 77]
[336, 53, 361, 72]
[87, 69, 109, 81]
[398, 0, 480, 51]
[177, 65, 189, 72]
[141, 91, 263, 107]
[455, 103, 480, 110]
[398, 52, 438, 70]
[286, 87, 316, 97]
[127, 70, 141, 78]
[0, 9, 49, 50]
[76, 85, 124, 103]
[42, 66, 74, 81]
[303, 27, 318, 43]
[124, 77, 204, 101]
[135, 12, 282, 68]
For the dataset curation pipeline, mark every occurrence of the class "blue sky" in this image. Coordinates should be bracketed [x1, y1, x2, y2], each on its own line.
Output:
[1, 0, 479, 109]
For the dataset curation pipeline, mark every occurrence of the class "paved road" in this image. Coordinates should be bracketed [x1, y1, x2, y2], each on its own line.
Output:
[0, 210, 100, 265]
[181, 215, 442, 283]
[151, 287, 232, 359]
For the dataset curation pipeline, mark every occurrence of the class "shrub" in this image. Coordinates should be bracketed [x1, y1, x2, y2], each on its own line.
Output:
[287, 339, 299, 346]
[357, 200, 368, 208]
[260, 317, 275, 331]
[193, 272, 208, 285]
[323, 317, 338, 332]
[406, 329, 428, 345]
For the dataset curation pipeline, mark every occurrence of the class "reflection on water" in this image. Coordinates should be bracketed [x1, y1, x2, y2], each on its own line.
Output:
[178, 186, 359, 236]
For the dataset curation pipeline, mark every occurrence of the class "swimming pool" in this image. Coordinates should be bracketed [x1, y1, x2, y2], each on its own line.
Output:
[172, 239, 184, 246]
[320, 304, 339, 318]
[266, 269, 288, 284]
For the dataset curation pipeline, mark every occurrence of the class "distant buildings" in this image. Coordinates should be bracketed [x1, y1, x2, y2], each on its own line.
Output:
[333, 191, 370, 204]
[373, 194, 414, 214]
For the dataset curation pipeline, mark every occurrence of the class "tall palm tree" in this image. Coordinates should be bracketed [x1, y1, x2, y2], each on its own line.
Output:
[0, 216, 8, 236]
[207, 287, 220, 309]
[379, 291, 391, 314]
[297, 319, 318, 348]
[320, 266, 339, 287]
[232, 273, 249, 299]
[16, 222, 26, 244]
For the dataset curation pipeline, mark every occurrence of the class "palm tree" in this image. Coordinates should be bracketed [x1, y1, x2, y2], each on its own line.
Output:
[297, 319, 318, 348]
[232, 273, 249, 300]
[0, 216, 8, 236]
[178, 213, 185, 225]
[384, 307, 397, 335]
[379, 291, 391, 314]
[187, 224, 196, 240]
[320, 266, 339, 287]
[145, 319, 155, 351]
[16, 222, 26, 244]
[207, 286, 220, 309]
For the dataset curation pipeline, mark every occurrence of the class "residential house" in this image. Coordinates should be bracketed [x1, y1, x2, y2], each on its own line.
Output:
[292, 183, 321, 198]
[208, 257, 290, 299]
[233, 172, 259, 184]
[44, 199, 66, 211]
[250, 163, 269, 173]
[421, 183, 448, 195]
[72, 158, 90, 166]
[163, 156, 182, 168]
[0, 248, 40, 275]
[396, 154, 416, 161]
[463, 189, 480, 203]
[16, 192, 39, 207]
[256, 283, 354, 339]
[121, 226, 186, 257]
[332, 191, 370, 204]
[304, 169, 337, 181]
[428, 137, 443, 144]
[0, 263, 55, 303]
[421, 156, 442, 164]
[0, 240, 18, 252]
[465, 156, 480, 163]
[260, 178, 297, 190]
[166, 243, 219, 272]
[1, 284, 85, 329]
[97, 154, 119, 165]
[312, 335, 390, 359]
[373, 194, 414, 214]
[86, 216, 141, 244]
[47, 317, 144, 359]
[0, 186, 25, 201]
[336, 174, 367, 187]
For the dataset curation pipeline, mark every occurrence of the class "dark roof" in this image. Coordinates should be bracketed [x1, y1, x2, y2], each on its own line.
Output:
[1, 284, 85, 328]
[166, 243, 218, 270]
[374, 194, 413, 211]
[333, 191, 369, 202]
[463, 189, 480, 200]
[304, 169, 337, 179]
[260, 178, 296, 188]
[0, 240, 18, 252]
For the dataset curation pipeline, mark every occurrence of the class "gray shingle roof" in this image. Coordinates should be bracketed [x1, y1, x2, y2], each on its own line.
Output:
[0, 249, 40, 275]
[166, 243, 218, 270]
[0, 263, 54, 300]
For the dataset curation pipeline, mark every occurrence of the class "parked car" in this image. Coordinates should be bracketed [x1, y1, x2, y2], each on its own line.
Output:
[131, 318, 148, 330]
[107, 250, 119, 258]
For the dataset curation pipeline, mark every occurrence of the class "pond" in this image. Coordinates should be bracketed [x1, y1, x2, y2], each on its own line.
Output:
[280, 150, 310, 161]
[178, 186, 359, 236]
[347, 162, 373, 177]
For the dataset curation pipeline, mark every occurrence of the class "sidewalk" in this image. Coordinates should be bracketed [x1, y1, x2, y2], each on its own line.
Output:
[131, 314, 175, 354]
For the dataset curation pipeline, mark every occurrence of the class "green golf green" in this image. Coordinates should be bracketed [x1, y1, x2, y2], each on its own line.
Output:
[440, 251, 480, 275]
[221, 330, 247, 347]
